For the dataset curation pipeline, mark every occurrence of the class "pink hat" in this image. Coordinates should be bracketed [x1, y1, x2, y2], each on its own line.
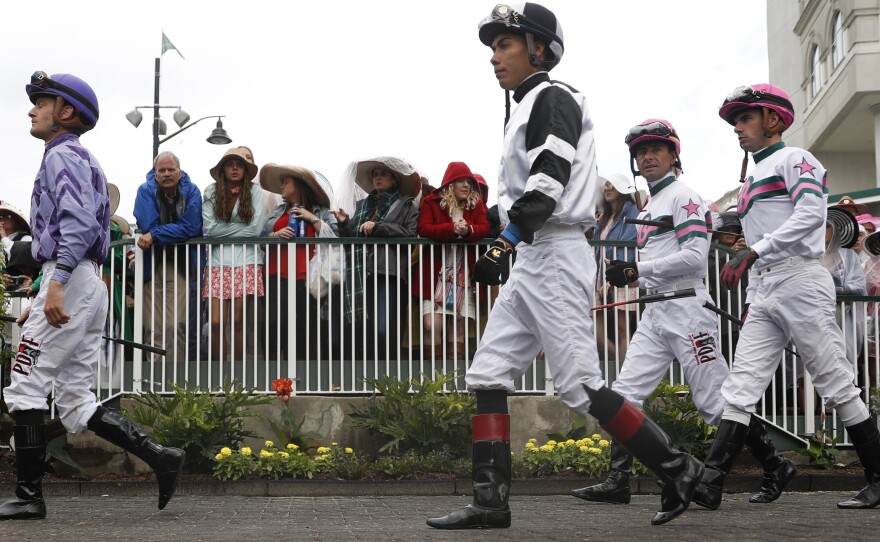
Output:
[719, 84, 794, 128]
[625, 119, 681, 157]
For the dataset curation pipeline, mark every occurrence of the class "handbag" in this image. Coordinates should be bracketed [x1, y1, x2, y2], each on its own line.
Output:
[308, 242, 344, 299]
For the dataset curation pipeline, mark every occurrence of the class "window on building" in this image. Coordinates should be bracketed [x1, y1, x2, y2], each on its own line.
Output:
[831, 10, 846, 69]
[810, 45, 823, 97]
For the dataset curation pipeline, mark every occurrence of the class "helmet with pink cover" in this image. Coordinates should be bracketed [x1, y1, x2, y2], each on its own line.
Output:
[719, 84, 794, 128]
[624, 119, 681, 157]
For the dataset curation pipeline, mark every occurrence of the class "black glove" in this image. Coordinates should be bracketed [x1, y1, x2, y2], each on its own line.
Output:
[720, 248, 758, 290]
[739, 303, 750, 330]
[474, 239, 513, 286]
[605, 259, 639, 288]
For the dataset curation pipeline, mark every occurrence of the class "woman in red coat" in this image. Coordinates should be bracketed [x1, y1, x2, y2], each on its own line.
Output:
[417, 162, 490, 358]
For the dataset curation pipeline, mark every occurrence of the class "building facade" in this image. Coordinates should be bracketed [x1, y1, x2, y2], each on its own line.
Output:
[767, 0, 880, 206]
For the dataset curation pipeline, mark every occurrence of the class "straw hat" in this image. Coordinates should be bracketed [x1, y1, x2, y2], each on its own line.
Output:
[353, 156, 421, 198]
[831, 195, 868, 216]
[0, 200, 30, 234]
[827, 207, 859, 249]
[108, 183, 120, 215]
[259, 163, 332, 208]
[110, 214, 131, 235]
[210, 148, 258, 182]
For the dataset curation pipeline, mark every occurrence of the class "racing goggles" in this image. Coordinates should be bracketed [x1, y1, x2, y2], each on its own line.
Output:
[479, 4, 557, 41]
[723, 85, 793, 110]
[29, 71, 99, 119]
[624, 121, 678, 146]
[480, 5, 523, 28]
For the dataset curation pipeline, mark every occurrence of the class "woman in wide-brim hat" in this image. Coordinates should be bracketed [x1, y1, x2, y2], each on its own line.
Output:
[0, 200, 39, 289]
[202, 147, 267, 362]
[330, 156, 420, 360]
[259, 163, 340, 361]
[822, 210, 867, 367]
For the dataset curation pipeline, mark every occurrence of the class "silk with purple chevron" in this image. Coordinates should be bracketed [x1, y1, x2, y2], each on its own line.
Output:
[30, 133, 110, 283]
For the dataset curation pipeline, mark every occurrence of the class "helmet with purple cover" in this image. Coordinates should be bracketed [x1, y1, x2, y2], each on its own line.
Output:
[26, 71, 100, 128]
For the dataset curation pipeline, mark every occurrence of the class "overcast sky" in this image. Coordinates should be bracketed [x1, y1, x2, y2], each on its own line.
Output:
[3, 0, 768, 222]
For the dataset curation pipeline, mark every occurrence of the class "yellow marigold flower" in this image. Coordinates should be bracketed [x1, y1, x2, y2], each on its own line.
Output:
[583, 438, 594, 447]
[525, 442, 535, 449]
[344, 448, 354, 454]
[220, 447, 232, 456]
[265, 440, 274, 448]
[279, 452, 290, 458]
[557, 441, 566, 449]
[539, 444, 553, 452]
[575, 438, 588, 447]
[592, 433, 602, 440]
[316, 454, 330, 461]
[528, 447, 539, 453]
[528, 438, 537, 443]
[215, 453, 224, 461]
[331, 442, 339, 446]
[317, 446, 331, 454]
[241, 447, 252, 455]
[260, 450, 273, 458]
[579, 445, 589, 453]
[566, 439, 575, 445]
[547, 440, 557, 446]
[589, 447, 602, 455]
[286, 443, 299, 450]
[599, 439, 610, 447]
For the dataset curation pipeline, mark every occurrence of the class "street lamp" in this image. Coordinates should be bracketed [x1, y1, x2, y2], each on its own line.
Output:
[126, 57, 231, 160]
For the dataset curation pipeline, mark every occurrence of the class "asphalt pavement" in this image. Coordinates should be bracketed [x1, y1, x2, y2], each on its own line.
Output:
[0, 492, 875, 541]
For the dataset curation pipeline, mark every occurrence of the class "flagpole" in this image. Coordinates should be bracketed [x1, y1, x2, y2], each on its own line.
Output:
[152, 56, 161, 160]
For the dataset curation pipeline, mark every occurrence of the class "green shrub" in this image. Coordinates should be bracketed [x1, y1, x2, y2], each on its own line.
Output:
[516, 435, 611, 477]
[642, 380, 712, 459]
[347, 370, 475, 457]
[125, 379, 273, 472]
[375, 450, 470, 479]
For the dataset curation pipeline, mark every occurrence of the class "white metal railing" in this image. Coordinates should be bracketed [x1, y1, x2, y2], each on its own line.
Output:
[3, 238, 878, 446]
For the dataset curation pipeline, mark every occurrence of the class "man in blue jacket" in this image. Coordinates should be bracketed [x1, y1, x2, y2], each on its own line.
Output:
[134, 151, 202, 364]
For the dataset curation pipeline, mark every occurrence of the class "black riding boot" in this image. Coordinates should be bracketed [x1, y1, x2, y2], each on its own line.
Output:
[584, 386, 704, 525]
[0, 410, 47, 520]
[745, 416, 796, 503]
[427, 414, 512, 529]
[87, 406, 185, 510]
[692, 419, 749, 510]
[838, 418, 880, 509]
[571, 441, 632, 504]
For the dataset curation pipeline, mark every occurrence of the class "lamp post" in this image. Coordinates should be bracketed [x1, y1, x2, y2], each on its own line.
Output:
[126, 57, 231, 160]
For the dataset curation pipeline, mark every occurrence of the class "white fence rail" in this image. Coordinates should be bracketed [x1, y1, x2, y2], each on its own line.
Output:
[3, 237, 878, 446]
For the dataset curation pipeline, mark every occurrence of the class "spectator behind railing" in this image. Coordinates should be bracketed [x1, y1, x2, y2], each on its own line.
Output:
[103, 183, 135, 355]
[591, 173, 639, 363]
[133, 151, 203, 363]
[415, 162, 490, 359]
[0, 200, 39, 293]
[823, 211, 866, 367]
[708, 210, 747, 363]
[260, 163, 339, 361]
[202, 147, 267, 362]
[332, 157, 420, 361]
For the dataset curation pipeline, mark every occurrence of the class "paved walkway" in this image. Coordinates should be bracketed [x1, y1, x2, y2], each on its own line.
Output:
[0, 492, 875, 541]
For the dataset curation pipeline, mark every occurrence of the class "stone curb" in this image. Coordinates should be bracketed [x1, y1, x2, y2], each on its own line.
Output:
[0, 473, 866, 498]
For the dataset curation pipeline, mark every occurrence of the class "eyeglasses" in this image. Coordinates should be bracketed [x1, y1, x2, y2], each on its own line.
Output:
[624, 121, 679, 146]
[723, 85, 793, 110]
[29, 71, 99, 119]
